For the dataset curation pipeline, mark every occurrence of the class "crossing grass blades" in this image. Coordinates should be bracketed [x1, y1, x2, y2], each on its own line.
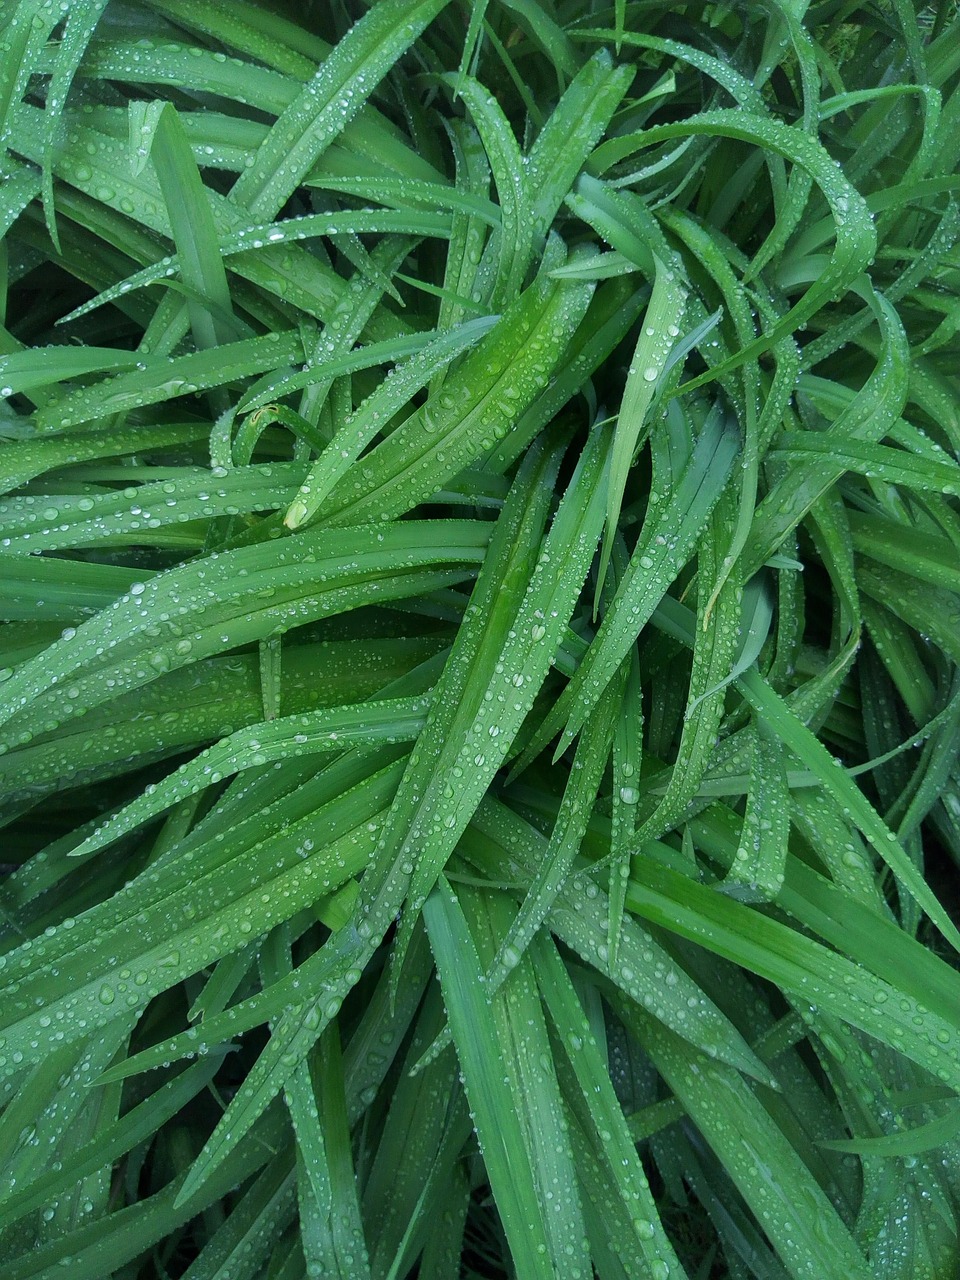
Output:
[2, 1, 960, 1277]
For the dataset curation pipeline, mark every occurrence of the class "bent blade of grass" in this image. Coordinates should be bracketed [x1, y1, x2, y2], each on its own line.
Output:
[566, 172, 675, 279]
[617, 997, 874, 1280]
[526, 49, 635, 244]
[424, 877, 590, 1280]
[0, 460, 307, 555]
[59, 209, 448, 328]
[574, 29, 768, 116]
[0, 344, 147, 397]
[534, 934, 685, 1279]
[428, 120, 493, 366]
[486, 666, 624, 990]
[142, 102, 238, 351]
[0, 421, 206, 494]
[284, 315, 498, 528]
[596, 253, 686, 607]
[771, 434, 960, 496]
[143, 0, 326, 78]
[738, 670, 960, 955]
[448, 73, 532, 309]
[230, 0, 451, 219]
[594, 109, 877, 386]
[66, 694, 431, 860]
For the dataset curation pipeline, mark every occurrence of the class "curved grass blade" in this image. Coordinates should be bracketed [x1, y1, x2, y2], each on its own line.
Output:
[283, 316, 498, 529]
[67, 694, 430, 860]
[230, 0, 451, 219]
[424, 878, 590, 1280]
[738, 670, 960, 955]
[448, 73, 532, 308]
[534, 934, 685, 1279]
[308, 245, 594, 526]
[526, 49, 634, 244]
[595, 252, 686, 603]
[0, 520, 487, 746]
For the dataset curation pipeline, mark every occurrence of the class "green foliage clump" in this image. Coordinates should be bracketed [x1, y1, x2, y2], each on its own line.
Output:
[1, 1, 960, 1277]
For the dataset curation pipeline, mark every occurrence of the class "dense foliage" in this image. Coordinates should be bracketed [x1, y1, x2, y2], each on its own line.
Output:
[2, 1, 960, 1276]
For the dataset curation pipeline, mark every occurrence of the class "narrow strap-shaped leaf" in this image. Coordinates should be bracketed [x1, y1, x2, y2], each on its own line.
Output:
[424, 879, 590, 1280]
[608, 644, 642, 964]
[594, 108, 878, 385]
[394, 425, 611, 939]
[466, 796, 774, 1083]
[596, 253, 686, 604]
[575, 29, 769, 116]
[486, 666, 624, 990]
[57, 209, 446, 328]
[532, 403, 740, 764]
[430, 120, 492, 356]
[110, 442, 599, 1203]
[230, 0, 450, 219]
[448, 73, 532, 308]
[142, 102, 238, 351]
[719, 717, 790, 901]
[0, 344, 147, 397]
[534, 935, 685, 1279]
[0, 1056, 226, 1226]
[627, 851, 960, 1096]
[0, 520, 487, 744]
[617, 996, 874, 1280]
[745, 289, 909, 574]
[738, 669, 960, 954]
[40, 0, 111, 250]
[283, 316, 498, 528]
[526, 49, 634, 243]
[770, 433, 960, 495]
[67, 694, 430, 859]
[311, 244, 594, 526]
[35, 329, 303, 432]
[632, 492, 744, 846]
[0, 421, 205, 494]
